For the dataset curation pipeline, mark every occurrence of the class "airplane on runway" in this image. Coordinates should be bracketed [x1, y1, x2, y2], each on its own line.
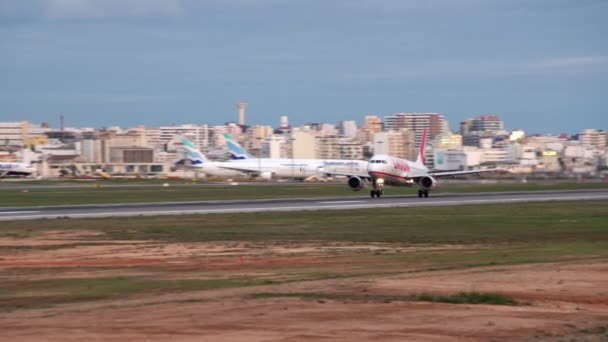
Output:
[0, 162, 36, 178]
[181, 137, 324, 179]
[180, 138, 251, 178]
[223, 133, 368, 179]
[333, 129, 500, 198]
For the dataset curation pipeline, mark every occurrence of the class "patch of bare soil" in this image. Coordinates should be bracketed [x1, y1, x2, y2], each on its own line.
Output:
[0, 234, 607, 341]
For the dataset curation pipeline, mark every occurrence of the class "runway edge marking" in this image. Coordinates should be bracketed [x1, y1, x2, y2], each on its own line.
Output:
[1, 194, 608, 221]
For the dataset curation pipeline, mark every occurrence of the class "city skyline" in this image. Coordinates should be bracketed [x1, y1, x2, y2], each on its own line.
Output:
[1, 0, 607, 133]
[4, 112, 604, 137]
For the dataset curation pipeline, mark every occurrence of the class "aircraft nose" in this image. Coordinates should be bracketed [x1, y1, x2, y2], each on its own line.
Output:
[367, 161, 380, 173]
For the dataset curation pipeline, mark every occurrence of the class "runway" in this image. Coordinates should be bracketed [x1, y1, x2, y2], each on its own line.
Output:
[1, 189, 607, 221]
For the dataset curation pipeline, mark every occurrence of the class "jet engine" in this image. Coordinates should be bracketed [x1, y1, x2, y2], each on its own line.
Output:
[418, 176, 437, 190]
[347, 176, 365, 191]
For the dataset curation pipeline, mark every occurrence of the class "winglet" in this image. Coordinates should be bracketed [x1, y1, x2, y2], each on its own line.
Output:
[224, 133, 252, 160]
[415, 128, 427, 166]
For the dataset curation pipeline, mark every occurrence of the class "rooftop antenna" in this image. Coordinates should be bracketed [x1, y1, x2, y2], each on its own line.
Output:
[60, 115, 64, 131]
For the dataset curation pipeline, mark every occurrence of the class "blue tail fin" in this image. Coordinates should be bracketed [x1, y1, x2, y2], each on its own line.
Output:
[224, 133, 252, 160]
[181, 137, 207, 165]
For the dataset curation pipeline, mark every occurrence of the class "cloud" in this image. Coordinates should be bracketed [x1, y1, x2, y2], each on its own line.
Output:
[0, 0, 183, 19]
[532, 56, 608, 71]
[0, 0, 288, 20]
[46, 0, 182, 18]
[536, 56, 608, 68]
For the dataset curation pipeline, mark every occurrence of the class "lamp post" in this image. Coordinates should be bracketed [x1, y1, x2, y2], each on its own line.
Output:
[256, 137, 262, 176]
[290, 137, 296, 180]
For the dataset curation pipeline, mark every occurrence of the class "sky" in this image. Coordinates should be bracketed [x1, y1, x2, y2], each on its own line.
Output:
[0, 0, 607, 134]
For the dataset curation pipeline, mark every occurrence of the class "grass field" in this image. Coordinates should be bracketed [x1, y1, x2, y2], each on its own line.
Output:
[2, 201, 607, 276]
[1, 180, 607, 207]
[1, 200, 607, 340]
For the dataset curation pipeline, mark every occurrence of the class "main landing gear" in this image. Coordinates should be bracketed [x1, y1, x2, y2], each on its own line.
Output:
[370, 189, 383, 198]
[418, 190, 429, 198]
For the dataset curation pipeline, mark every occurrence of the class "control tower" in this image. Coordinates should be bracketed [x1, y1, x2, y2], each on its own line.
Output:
[236, 101, 248, 126]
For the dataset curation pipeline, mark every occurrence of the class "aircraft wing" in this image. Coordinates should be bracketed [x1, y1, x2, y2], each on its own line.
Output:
[217, 165, 263, 174]
[429, 168, 502, 178]
[318, 168, 372, 181]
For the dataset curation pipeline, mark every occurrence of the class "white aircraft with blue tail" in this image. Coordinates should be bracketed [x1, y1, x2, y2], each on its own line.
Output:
[180, 137, 250, 178]
[0, 162, 36, 178]
[223, 133, 368, 180]
[181, 137, 327, 179]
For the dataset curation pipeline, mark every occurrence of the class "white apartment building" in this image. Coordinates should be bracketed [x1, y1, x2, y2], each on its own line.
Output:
[159, 124, 209, 152]
[358, 115, 382, 144]
[261, 135, 288, 159]
[579, 129, 607, 148]
[0, 121, 50, 147]
[518, 144, 539, 166]
[383, 113, 447, 145]
[315, 135, 340, 160]
[209, 125, 228, 148]
[372, 129, 417, 160]
[144, 127, 161, 153]
[339, 120, 358, 139]
[338, 139, 363, 160]
[318, 123, 339, 136]
[291, 130, 316, 159]
[468, 115, 504, 133]
[481, 145, 517, 164]
[245, 125, 273, 150]
[432, 131, 463, 149]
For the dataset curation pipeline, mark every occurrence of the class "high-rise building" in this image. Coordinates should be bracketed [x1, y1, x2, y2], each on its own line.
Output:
[432, 131, 463, 149]
[144, 127, 161, 153]
[338, 139, 363, 160]
[318, 123, 338, 136]
[383, 113, 447, 146]
[209, 125, 228, 148]
[245, 125, 274, 151]
[372, 129, 417, 160]
[461, 115, 504, 135]
[315, 135, 340, 159]
[0, 121, 49, 148]
[579, 129, 607, 148]
[261, 135, 288, 158]
[339, 120, 358, 139]
[291, 130, 316, 159]
[159, 124, 209, 152]
[358, 115, 382, 144]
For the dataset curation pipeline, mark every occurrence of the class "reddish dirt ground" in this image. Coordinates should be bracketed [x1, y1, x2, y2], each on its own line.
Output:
[1, 231, 607, 341]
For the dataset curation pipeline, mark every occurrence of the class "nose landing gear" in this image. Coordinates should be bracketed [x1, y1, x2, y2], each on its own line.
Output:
[370, 189, 384, 198]
[371, 179, 385, 198]
[418, 189, 429, 198]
